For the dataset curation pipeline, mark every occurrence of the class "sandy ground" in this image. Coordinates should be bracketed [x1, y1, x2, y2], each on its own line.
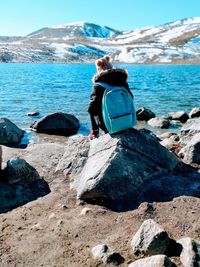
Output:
[0, 130, 200, 267]
[0, 168, 199, 267]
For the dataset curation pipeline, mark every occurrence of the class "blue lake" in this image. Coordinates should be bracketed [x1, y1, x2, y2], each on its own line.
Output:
[0, 63, 199, 137]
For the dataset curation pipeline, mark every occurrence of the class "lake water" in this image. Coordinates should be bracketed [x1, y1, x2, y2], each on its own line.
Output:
[0, 63, 199, 139]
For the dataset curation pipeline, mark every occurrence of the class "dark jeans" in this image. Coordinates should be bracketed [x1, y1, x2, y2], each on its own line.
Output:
[90, 114, 108, 133]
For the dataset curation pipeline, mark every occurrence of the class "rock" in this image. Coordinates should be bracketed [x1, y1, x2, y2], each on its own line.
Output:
[0, 157, 50, 213]
[159, 132, 178, 140]
[178, 133, 200, 164]
[91, 244, 124, 265]
[131, 219, 171, 256]
[6, 157, 40, 184]
[148, 117, 170, 128]
[2, 143, 65, 181]
[189, 107, 200, 119]
[160, 138, 176, 151]
[27, 111, 40, 116]
[180, 118, 200, 142]
[0, 145, 2, 169]
[0, 118, 24, 145]
[31, 223, 43, 231]
[168, 111, 189, 123]
[177, 237, 200, 267]
[56, 135, 90, 177]
[80, 207, 92, 216]
[73, 129, 179, 205]
[128, 255, 176, 267]
[160, 136, 182, 155]
[30, 112, 80, 136]
[48, 213, 56, 220]
[136, 107, 155, 121]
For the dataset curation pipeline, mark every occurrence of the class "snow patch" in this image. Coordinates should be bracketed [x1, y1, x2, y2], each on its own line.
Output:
[52, 21, 85, 29]
[49, 43, 74, 57]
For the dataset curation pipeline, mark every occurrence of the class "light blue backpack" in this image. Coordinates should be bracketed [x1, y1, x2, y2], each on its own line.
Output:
[97, 82, 137, 134]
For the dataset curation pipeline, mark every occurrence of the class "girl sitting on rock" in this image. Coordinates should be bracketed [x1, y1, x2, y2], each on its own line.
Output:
[88, 55, 133, 140]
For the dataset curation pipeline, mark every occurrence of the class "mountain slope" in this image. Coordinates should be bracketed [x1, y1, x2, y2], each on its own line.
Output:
[0, 18, 200, 63]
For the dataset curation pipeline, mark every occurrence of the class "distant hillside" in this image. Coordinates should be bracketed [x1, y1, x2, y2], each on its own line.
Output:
[0, 18, 200, 63]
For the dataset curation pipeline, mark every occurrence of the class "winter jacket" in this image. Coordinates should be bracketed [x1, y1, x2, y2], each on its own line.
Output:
[88, 68, 133, 116]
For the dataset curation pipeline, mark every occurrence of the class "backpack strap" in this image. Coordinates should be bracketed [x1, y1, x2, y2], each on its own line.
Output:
[95, 82, 128, 92]
[94, 82, 113, 91]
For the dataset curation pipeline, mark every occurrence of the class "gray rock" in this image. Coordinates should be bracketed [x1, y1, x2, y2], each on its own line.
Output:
[27, 111, 40, 116]
[131, 219, 171, 256]
[7, 157, 40, 184]
[177, 237, 200, 267]
[178, 133, 200, 164]
[136, 107, 156, 121]
[91, 244, 124, 265]
[56, 135, 90, 177]
[128, 255, 176, 267]
[30, 112, 80, 136]
[168, 111, 189, 123]
[0, 145, 2, 169]
[180, 118, 200, 143]
[74, 129, 179, 204]
[148, 118, 170, 128]
[2, 143, 65, 181]
[0, 118, 24, 145]
[160, 135, 181, 154]
[160, 138, 176, 151]
[189, 107, 200, 119]
[0, 157, 50, 213]
[159, 132, 177, 140]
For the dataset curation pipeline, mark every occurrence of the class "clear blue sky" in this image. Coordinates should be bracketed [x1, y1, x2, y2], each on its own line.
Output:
[1, 0, 200, 36]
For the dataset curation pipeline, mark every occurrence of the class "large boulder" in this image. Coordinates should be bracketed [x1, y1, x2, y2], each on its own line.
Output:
[6, 157, 40, 184]
[0, 118, 24, 145]
[71, 129, 179, 206]
[0, 157, 50, 213]
[131, 219, 171, 256]
[2, 143, 65, 181]
[30, 112, 80, 136]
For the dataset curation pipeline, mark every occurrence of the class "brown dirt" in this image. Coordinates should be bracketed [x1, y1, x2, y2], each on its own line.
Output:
[0, 166, 200, 267]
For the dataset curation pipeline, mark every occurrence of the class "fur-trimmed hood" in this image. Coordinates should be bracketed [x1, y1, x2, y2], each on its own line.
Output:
[92, 68, 128, 86]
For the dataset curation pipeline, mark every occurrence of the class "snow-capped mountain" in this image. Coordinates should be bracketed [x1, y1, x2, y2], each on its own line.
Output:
[28, 22, 121, 39]
[0, 18, 200, 63]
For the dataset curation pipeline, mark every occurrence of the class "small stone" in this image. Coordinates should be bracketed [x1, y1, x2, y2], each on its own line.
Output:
[31, 223, 42, 231]
[148, 117, 170, 128]
[27, 112, 40, 116]
[128, 255, 176, 267]
[57, 220, 64, 226]
[80, 208, 92, 215]
[49, 213, 56, 220]
[131, 219, 171, 256]
[91, 244, 124, 265]
[168, 111, 189, 123]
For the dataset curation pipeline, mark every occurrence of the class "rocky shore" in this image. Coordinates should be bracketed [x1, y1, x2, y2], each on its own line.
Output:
[0, 107, 199, 266]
